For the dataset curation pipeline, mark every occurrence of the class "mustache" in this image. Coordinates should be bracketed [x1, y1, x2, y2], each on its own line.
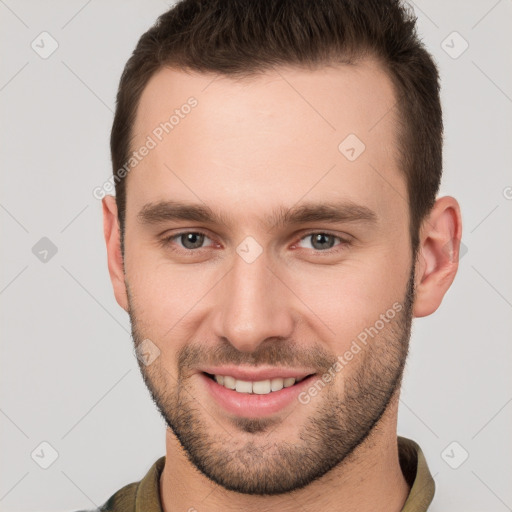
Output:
[175, 338, 337, 375]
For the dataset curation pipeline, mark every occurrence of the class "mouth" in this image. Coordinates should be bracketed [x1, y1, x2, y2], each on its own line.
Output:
[202, 371, 314, 395]
[200, 371, 317, 418]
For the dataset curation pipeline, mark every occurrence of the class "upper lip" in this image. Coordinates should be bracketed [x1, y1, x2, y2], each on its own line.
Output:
[199, 366, 316, 381]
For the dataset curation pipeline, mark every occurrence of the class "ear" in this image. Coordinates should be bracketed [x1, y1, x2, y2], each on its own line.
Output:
[102, 195, 129, 312]
[413, 196, 463, 318]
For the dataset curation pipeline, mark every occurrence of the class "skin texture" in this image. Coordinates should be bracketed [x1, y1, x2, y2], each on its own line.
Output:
[103, 60, 462, 511]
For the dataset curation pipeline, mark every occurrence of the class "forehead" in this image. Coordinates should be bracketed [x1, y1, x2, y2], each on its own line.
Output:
[128, 61, 405, 224]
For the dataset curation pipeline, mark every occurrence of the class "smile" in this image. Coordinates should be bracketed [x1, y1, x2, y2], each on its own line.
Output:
[204, 372, 311, 395]
[200, 371, 317, 418]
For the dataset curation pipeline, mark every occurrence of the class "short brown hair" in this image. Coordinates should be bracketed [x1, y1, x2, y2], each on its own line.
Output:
[111, 0, 442, 254]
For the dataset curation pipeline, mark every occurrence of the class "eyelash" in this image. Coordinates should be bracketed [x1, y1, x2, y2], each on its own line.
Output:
[159, 230, 352, 255]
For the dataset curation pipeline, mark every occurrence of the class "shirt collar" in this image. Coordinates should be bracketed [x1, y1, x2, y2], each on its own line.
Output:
[398, 435, 436, 511]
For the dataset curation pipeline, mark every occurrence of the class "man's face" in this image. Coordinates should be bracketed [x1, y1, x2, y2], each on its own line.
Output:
[122, 61, 415, 494]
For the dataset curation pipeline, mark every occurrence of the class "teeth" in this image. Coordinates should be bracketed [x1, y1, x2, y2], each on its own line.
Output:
[253, 380, 271, 394]
[271, 378, 284, 392]
[235, 380, 253, 393]
[283, 377, 296, 387]
[221, 375, 235, 389]
[212, 374, 304, 395]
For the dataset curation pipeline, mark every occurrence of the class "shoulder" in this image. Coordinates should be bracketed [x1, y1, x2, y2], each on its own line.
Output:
[69, 456, 165, 512]
[69, 482, 137, 512]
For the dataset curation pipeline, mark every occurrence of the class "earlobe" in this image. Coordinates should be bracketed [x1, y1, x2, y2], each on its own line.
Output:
[413, 196, 463, 318]
[102, 195, 129, 312]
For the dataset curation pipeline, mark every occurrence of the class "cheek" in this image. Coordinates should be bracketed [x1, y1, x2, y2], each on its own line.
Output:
[286, 246, 411, 350]
[126, 248, 219, 337]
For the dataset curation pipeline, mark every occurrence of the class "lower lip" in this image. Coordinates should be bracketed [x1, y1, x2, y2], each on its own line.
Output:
[199, 372, 316, 418]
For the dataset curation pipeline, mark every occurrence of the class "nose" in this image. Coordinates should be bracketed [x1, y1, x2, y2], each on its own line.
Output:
[212, 249, 295, 353]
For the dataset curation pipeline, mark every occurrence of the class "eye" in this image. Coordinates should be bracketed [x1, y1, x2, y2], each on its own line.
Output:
[295, 232, 350, 251]
[161, 231, 215, 251]
[159, 230, 351, 255]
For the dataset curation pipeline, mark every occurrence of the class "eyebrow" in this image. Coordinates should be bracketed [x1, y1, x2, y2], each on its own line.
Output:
[137, 199, 378, 230]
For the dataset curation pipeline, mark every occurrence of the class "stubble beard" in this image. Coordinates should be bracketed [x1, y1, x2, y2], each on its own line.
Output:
[127, 265, 415, 495]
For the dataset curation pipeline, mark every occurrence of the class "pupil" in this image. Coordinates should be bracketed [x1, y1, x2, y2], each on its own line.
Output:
[312, 233, 333, 250]
[182, 233, 204, 249]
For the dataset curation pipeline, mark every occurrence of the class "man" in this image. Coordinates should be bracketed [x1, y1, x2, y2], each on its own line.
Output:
[91, 0, 462, 510]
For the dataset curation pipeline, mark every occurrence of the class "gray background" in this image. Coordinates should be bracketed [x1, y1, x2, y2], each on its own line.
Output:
[1, 1, 511, 510]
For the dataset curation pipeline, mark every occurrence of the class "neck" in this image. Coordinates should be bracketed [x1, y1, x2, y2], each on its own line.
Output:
[160, 393, 409, 512]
